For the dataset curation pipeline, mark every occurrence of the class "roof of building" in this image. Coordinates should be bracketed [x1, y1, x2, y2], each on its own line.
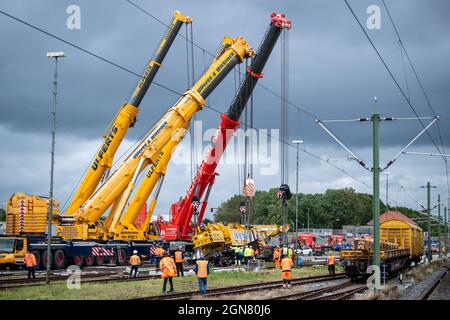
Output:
[367, 211, 417, 226]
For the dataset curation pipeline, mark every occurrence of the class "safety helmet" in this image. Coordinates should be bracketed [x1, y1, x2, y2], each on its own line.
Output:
[133, 250, 138, 254]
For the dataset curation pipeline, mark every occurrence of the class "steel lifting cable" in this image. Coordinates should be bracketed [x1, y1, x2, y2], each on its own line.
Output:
[189, 23, 198, 173]
[185, 24, 194, 182]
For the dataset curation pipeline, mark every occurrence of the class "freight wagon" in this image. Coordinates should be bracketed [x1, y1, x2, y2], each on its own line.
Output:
[340, 215, 424, 281]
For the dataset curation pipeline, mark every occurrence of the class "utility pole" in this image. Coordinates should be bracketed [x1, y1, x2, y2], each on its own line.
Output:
[372, 112, 381, 291]
[421, 182, 436, 262]
[314, 98, 439, 291]
[438, 194, 441, 258]
[445, 206, 447, 256]
[45, 51, 65, 284]
[293, 140, 303, 262]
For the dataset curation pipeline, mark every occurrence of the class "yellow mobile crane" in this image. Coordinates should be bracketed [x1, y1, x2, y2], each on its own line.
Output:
[57, 36, 254, 241]
[65, 11, 192, 216]
[108, 38, 235, 241]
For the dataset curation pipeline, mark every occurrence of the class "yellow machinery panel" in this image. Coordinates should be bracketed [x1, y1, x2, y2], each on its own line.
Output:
[6, 193, 60, 235]
[380, 219, 424, 260]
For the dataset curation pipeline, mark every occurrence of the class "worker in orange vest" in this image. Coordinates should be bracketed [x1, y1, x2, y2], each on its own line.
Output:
[129, 250, 141, 278]
[280, 254, 294, 288]
[273, 246, 281, 268]
[155, 245, 165, 271]
[327, 252, 336, 277]
[24, 251, 37, 280]
[159, 252, 176, 294]
[174, 246, 185, 277]
[194, 256, 210, 296]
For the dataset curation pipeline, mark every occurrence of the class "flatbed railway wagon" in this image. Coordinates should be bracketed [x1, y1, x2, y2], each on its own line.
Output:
[340, 217, 424, 281]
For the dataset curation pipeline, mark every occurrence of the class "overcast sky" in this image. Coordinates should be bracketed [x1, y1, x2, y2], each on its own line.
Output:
[0, 0, 449, 222]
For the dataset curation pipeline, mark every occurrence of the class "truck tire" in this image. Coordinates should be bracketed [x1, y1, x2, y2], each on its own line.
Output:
[31, 250, 41, 270]
[72, 256, 84, 268]
[53, 250, 66, 269]
[84, 256, 94, 267]
[94, 256, 104, 266]
[41, 250, 49, 270]
[116, 249, 127, 266]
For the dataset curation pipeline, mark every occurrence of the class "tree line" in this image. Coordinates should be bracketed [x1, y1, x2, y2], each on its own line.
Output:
[213, 187, 443, 235]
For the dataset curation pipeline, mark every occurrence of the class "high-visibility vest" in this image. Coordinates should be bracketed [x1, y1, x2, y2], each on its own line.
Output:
[288, 248, 293, 259]
[281, 257, 293, 271]
[160, 257, 176, 278]
[24, 253, 36, 267]
[244, 247, 252, 257]
[196, 260, 209, 278]
[130, 255, 140, 266]
[273, 250, 281, 260]
[282, 247, 288, 256]
[175, 251, 184, 263]
[328, 255, 335, 265]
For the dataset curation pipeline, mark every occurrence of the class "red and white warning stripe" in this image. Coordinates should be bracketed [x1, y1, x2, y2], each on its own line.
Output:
[243, 178, 255, 198]
[92, 247, 114, 256]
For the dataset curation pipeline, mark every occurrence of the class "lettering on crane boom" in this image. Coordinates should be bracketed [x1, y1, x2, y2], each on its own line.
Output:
[196, 52, 234, 95]
[146, 151, 164, 178]
[132, 121, 168, 159]
[91, 125, 119, 170]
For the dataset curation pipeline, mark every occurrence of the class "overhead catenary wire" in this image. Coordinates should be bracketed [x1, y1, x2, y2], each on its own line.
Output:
[381, 0, 450, 200]
[344, 0, 450, 199]
[0, 7, 405, 210]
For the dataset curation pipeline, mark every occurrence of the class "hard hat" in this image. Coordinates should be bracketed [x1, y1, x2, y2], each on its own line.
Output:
[133, 250, 138, 254]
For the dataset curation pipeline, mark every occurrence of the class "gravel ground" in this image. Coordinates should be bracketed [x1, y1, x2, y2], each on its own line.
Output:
[398, 267, 448, 300]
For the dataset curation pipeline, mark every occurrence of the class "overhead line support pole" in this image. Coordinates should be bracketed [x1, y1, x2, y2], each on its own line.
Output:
[372, 112, 381, 291]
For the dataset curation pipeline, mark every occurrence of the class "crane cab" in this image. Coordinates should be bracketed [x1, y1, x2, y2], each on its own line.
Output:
[0, 236, 27, 268]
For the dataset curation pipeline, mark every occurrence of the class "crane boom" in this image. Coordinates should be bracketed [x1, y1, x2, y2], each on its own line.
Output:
[109, 40, 237, 240]
[158, 13, 292, 241]
[56, 36, 254, 240]
[65, 11, 192, 216]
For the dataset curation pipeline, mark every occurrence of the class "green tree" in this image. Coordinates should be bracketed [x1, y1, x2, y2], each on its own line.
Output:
[0, 208, 5, 221]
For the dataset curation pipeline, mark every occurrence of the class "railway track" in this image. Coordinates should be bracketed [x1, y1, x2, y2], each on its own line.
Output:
[0, 273, 160, 289]
[270, 281, 367, 300]
[421, 265, 450, 300]
[0, 264, 257, 290]
[139, 273, 346, 300]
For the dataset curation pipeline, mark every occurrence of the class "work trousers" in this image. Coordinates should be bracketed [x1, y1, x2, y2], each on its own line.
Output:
[155, 256, 161, 271]
[198, 277, 208, 295]
[328, 264, 335, 277]
[27, 266, 35, 279]
[130, 265, 139, 278]
[162, 276, 174, 293]
[176, 262, 184, 277]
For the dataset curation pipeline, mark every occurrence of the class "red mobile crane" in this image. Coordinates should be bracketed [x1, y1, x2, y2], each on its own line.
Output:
[157, 13, 292, 241]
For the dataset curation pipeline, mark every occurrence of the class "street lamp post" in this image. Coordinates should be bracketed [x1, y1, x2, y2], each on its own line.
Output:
[45, 51, 65, 284]
[307, 207, 310, 231]
[293, 139, 303, 266]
